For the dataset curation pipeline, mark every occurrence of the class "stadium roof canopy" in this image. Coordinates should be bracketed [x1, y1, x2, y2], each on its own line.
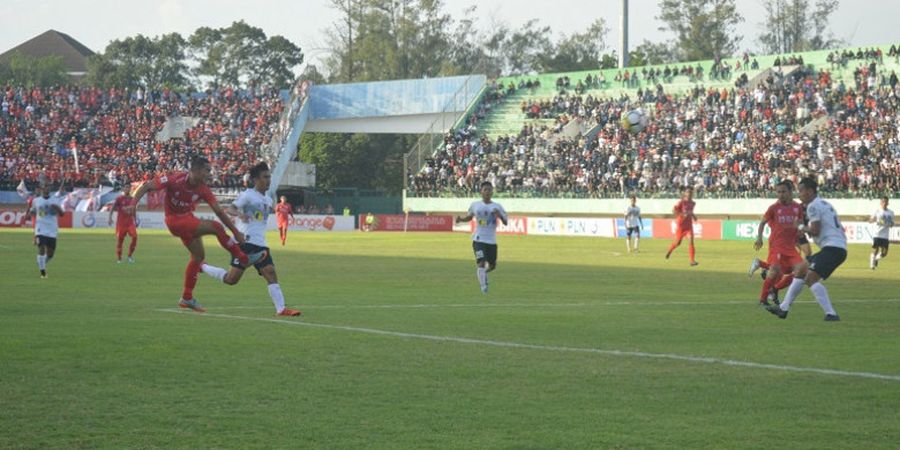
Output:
[0, 30, 95, 76]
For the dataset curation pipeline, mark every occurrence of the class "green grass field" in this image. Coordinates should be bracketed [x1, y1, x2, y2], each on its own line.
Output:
[1, 228, 898, 449]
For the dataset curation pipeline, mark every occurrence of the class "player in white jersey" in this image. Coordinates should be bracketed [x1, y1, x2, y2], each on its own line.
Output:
[199, 163, 301, 316]
[456, 181, 508, 294]
[624, 195, 643, 253]
[766, 177, 846, 321]
[24, 185, 65, 278]
[868, 196, 895, 269]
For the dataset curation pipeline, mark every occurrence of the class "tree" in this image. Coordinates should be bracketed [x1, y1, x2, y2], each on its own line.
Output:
[540, 19, 609, 73]
[501, 19, 554, 75]
[188, 21, 303, 88]
[299, 132, 407, 192]
[86, 33, 189, 90]
[0, 52, 68, 87]
[628, 40, 679, 67]
[758, 0, 843, 54]
[657, 0, 744, 61]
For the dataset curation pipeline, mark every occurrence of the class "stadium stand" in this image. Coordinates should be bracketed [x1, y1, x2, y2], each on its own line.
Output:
[408, 44, 900, 198]
[0, 86, 285, 191]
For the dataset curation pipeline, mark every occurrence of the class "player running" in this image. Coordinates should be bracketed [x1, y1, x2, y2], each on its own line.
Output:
[456, 181, 508, 294]
[624, 195, 642, 253]
[128, 156, 266, 312]
[752, 181, 805, 307]
[109, 185, 138, 263]
[666, 187, 698, 266]
[275, 196, 294, 246]
[25, 185, 65, 279]
[869, 196, 895, 269]
[766, 177, 846, 321]
[199, 163, 301, 316]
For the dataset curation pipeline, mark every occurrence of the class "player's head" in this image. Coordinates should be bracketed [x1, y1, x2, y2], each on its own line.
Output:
[775, 180, 793, 203]
[39, 184, 50, 198]
[797, 177, 817, 203]
[279, 195, 287, 203]
[480, 181, 493, 201]
[122, 184, 131, 196]
[189, 156, 211, 184]
[682, 187, 693, 200]
[881, 196, 889, 209]
[630, 195, 637, 206]
[249, 162, 270, 192]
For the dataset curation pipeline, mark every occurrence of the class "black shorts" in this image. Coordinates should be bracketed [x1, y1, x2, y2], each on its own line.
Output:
[808, 246, 847, 280]
[472, 241, 498, 266]
[36, 235, 57, 251]
[873, 238, 890, 250]
[797, 234, 809, 246]
[626, 226, 640, 237]
[230, 243, 274, 273]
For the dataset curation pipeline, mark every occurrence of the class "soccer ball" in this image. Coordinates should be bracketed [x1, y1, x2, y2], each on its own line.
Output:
[621, 109, 649, 134]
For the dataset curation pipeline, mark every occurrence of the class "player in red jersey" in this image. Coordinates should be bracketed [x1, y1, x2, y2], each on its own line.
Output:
[666, 187, 699, 266]
[127, 156, 266, 312]
[753, 181, 806, 306]
[275, 196, 293, 246]
[108, 185, 138, 263]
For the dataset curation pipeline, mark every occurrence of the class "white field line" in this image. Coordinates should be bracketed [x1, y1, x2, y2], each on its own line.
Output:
[206, 298, 900, 310]
[157, 308, 900, 382]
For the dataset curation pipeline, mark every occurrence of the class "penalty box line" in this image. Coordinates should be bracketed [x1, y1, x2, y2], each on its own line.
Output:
[157, 309, 900, 383]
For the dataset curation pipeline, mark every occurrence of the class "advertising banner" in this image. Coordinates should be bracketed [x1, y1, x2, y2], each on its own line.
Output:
[652, 219, 722, 240]
[0, 209, 71, 228]
[266, 215, 355, 232]
[614, 218, 654, 238]
[468, 216, 528, 235]
[368, 214, 453, 232]
[527, 217, 616, 238]
[722, 220, 770, 241]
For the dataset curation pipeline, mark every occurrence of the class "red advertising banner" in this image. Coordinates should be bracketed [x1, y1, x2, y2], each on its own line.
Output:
[369, 214, 453, 232]
[468, 216, 528, 235]
[0, 210, 72, 228]
[652, 219, 722, 240]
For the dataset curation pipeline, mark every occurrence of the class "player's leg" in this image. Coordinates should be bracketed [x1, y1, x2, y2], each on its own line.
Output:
[115, 228, 126, 262]
[193, 219, 256, 266]
[769, 262, 808, 318]
[127, 227, 137, 261]
[201, 261, 244, 285]
[259, 264, 301, 316]
[634, 229, 640, 251]
[688, 230, 697, 265]
[805, 248, 846, 320]
[625, 228, 633, 252]
[666, 231, 683, 259]
[179, 237, 207, 312]
[36, 239, 47, 277]
[759, 263, 781, 305]
[871, 241, 880, 269]
[279, 224, 287, 246]
[472, 242, 489, 293]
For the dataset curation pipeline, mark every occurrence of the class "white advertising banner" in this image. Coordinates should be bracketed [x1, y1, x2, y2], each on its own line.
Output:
[526, 217, 616, 238]
[76, 212, 355, 232]
[841, 221, 900, 244]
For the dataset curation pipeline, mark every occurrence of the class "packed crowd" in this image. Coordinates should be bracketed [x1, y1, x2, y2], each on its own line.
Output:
[410, 61, 900, 198]
[0, 85, 285, 190]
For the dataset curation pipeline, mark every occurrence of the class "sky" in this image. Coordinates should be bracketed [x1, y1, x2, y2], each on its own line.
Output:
[2, 0, 899, 72]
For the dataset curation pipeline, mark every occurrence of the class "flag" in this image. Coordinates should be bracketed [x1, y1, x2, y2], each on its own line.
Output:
[16, 180, 30, 199]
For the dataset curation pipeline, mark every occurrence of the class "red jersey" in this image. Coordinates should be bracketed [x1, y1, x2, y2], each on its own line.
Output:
[763, 201, 803, 255]
[673, 199, 696, 229]
[153, 172, 216, 216]
[112, 195, 137, 228]
[275, 202, 293, 222]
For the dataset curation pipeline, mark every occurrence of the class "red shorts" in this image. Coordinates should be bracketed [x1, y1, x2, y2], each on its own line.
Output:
[165, 214, 201, 246]
[277, 219, 289, 229]
[674, 226, 694, 241]
[116, 224, 137, 240]
[767, 250, 805, 273]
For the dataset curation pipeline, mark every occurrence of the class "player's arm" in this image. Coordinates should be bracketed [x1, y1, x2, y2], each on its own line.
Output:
[802, 220, 822, 237]
[494, 206, 508, 226]
[108, 201, 117, 226]
[49, 202, 64, 216]
[754, 218, 767, 251]
[127, 180, 159, 214]
[456, 213, 473, 223]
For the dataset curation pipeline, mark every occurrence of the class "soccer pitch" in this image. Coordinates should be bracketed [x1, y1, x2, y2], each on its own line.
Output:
[1, 228, 898, 449]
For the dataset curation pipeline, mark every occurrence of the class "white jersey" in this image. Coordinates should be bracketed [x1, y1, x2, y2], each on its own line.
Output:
[31, 195, 64, 238]
[625, 205, 642, 228]
[232, 189, 272, 248]
[805, 196, 847, 249]
[468, 200, 507, 244]
[870, 208, 895, 239]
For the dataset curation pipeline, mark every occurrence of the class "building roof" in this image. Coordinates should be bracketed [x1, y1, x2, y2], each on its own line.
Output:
[0, 30, 95, 74]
